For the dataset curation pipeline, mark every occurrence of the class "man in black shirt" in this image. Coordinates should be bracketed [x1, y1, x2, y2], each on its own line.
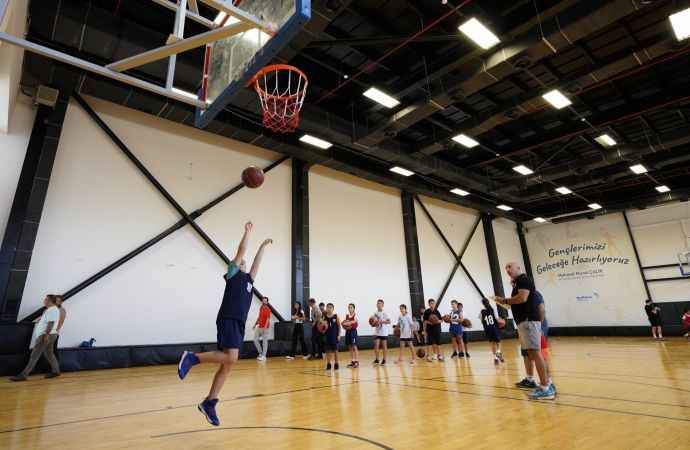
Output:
[423, 299, 444, 361]
[495, 262, 554, 400]
[644, 299, 664, 340]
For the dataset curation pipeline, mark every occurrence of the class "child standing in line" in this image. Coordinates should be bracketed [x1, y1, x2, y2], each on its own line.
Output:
[480, 298, 504, 364]
[682, 307, 690, 339]
[324, 303, 340, 371]
[449, 300, 467, 358]
[344, 303, 360, 368]
[396, 304, 416, 365]
[373, 299, 391, 365]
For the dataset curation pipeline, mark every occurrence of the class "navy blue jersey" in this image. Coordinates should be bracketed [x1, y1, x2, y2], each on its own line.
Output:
[481, 308, 497, 330]
[325, 314, 339, 343]
[216, 262, 254, 322]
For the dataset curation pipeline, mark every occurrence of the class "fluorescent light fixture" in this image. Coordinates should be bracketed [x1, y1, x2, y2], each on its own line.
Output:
[458, 18, 501, 50]
[588, 203, 602, 210]
[656, 185, 671, 193]
[629, 164, 648, 174]
[542, 89, 572, 109]
[171, 87, 198, 100]
[534, 217, 548, 223]
[363, 87, 400, 108]
[595, 134, 617, 147]
[450, 188, 470, 196]
[497, 204, 513, 211]
[512, 165, 534, 176]
[452, 134, 479, 148]
[670, 7, 690, 41]
[390, 166, 414, 177]
[299, 134, 332, 149]
[555, 186, 572, 195]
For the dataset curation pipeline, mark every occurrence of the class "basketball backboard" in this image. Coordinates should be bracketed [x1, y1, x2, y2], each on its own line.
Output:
[195, 0, 311, 128]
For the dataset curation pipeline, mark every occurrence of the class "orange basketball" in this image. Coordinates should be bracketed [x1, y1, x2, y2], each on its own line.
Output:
[442, 314, 451, 324]
[317, 319, 328, 333]
[416, 348, 426, 358]
[497, 318, 506, 329]
[461, 318, 472, 328]
[242, 166, 264, 188]
[341, 320, 352, 330]
[393, 325, 401, 337]
[429, 314, 441, 325]
[369, 316, 379, 327]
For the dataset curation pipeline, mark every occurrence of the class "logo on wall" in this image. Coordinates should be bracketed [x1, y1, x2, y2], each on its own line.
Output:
[535, 239, 631, 282]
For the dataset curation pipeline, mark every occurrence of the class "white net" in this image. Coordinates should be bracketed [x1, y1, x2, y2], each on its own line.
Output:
[252, 64, 308, 133]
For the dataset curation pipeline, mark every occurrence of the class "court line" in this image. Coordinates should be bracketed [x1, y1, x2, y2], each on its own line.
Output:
[418, 375, 690, 409]
[150, 426, 394, 449]
[374, 380, 690, 423]
[0, 380, 358, 435]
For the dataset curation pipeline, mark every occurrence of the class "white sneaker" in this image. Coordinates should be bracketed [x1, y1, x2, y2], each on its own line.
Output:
[303, 355, 310, 360]
[257, 355, 266, 361]
[437, 355, 445, 362]
[431, 354, 438, 361]
[286, 356, 294, 360]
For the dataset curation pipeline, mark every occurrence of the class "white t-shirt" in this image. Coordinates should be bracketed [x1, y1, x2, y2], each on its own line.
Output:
[398, 314, 414, 339]
[30, 306, 60, 349]
[374, 311, 390, 337]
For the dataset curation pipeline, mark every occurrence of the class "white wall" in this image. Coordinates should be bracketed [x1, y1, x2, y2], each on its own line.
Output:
[20, 96, 291, 347]
[0, 0, 30, 133]
[415, 196, 496, 327]
[627, 201, 690, 303]
[309, 166, 409, 335]
[0, 96, 35, 238]
[525, 213, 648, 326]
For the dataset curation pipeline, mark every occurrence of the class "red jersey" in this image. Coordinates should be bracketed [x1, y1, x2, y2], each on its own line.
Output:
[682, 313, 690, 329]
[346, 313, 358, 330]
[257, 304, 271, 328]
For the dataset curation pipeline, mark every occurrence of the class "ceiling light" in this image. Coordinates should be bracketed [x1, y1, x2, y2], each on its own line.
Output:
[450, 188, 470, 196]
[629, 164, 648, 174]
[656, 185, 670, 193]
[363, 87, 400, 108]
[555, 186, 572, 195]
[458, 18, 501, 50]
[534, 217, 548, 223]
[390, 166, 414, 177]
[542, 89, 572, 109]
[588, 203, 602, 210]
[595, 134, 617, 147]
[299, 134, 333, 149]
[512, 165, 534, 176]
[452, 134, 479, 148]
[670, 7, 690, 41]
[497, 204, 513, 211]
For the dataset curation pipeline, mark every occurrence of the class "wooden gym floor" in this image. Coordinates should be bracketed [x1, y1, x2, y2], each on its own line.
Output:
[1, 337, 689, 450]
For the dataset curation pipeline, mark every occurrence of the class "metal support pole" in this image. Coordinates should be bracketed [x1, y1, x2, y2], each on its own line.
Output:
[401, 192, 425, 315]
[517, 222, 534, 279]
[291, 159, 310, 311]
[482, 213, 506, 318]
[437, 216, 481, 303]
[623, 211, 652, 300]
[166, 0, 187, 89]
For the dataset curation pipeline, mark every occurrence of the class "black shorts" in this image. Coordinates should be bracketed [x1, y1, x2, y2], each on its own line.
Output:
[521, 348, 529, 357]
[375, 336, 388, 341]
[427, 325, 441, 345]
[345, 329, 358, 346]
[400, 337, 413, 342]
[484, 325, 501, 343]
[216, 318, 245, 350]
[324, 341, 338, 352]
[649, 317, 662, 327]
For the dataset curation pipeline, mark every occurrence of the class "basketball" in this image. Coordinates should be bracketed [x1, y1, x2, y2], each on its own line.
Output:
[393, 325, 400, 337]
[497, 318, 506, 329]
[429, 314, 441, 325]
[317, 319, 328, 333]
[442, 314, 451, 324]
[341, 320, 352, 330]
[368, 316, 379, 327]
[416, 348, 426, 358]
[242, 166, 264, 188]
[461, 318, 472, 328]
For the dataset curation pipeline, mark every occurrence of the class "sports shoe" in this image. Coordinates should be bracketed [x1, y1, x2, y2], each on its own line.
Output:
[497, 352, 505, 363]
[256, 355, 266, 361]
[10, 375, 27, 382]
[198, 398, 220, 426]
[516, 378, 538, 389]
[346, 361, 355, 368]
[528, 384, 556, 400]
[286, 356, 294, 360]
[373, 359, 379, 365]
[178, 351, 199, 380]
[380, 359, 386, 366]
[44, 372, 61, 379]
[465, 352, 470, 358]
[450, 351, 458, 358]
[431, 354, 438, 361]
[551, 383, 557, 395]
[437, 355, 445, 362]
[334, 363, 339, 370]
[353, 361, 359, 368]
[494, 357, 500, 365]
[326, 363, 332, 370]
[458, 352, 465, 358]
[303, 355, 310, 360]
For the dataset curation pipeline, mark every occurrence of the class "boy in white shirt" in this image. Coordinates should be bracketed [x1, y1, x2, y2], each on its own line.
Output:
[396, 304, 416, 365]
[372, 299, 391, 365]
[11, 295, 61, 381]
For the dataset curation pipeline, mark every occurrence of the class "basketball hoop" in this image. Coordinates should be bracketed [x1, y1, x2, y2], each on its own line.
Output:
[249, 64, 308, 133]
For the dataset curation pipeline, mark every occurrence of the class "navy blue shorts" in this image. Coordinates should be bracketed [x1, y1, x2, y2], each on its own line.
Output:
[345, 329, 358, 346]
[324, 341, 338, 352]
[484, 325, 501, 343]
[217, 318, 245, 350]
[449, 324, 463, 337]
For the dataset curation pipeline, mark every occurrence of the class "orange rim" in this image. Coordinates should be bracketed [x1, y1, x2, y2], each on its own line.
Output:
[248, 64, 309, 91]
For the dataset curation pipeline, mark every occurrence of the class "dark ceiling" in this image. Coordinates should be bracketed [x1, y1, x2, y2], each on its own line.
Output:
[18, 0, 690, 223]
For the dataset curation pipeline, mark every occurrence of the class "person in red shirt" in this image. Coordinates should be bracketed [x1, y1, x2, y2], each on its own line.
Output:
[253, 297, 271, 361]
[682, 307, 690, 339]
[344, 303, 359, 368]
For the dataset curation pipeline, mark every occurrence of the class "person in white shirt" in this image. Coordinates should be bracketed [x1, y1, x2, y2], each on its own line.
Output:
[372, 299, 391, 365]
[396, 304, 416, 365]
[11, 295, 61, 381]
